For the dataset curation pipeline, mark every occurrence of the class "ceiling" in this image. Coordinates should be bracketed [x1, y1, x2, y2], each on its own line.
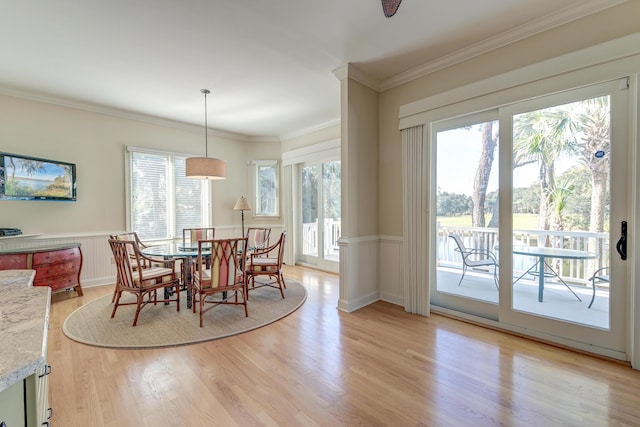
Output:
[0, 0, 624, 139]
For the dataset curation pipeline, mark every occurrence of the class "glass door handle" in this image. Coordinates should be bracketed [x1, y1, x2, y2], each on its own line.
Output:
[616, 220, 627, 260]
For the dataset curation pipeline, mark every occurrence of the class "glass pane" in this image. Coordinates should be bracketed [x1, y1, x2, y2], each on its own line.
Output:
[436, 120, 500, 303]
[175, 157, 204, 237]
[511, 95, 610, 328]
[257, 165, 278, 216]
[322, 161, 341, 261]
[301, 165, 318, 256]
[131, 152, 168, 240]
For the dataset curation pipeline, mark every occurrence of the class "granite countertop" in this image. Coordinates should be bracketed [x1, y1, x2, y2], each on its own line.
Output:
[0, 269, 50, 393]
[0, 242, 81, 254]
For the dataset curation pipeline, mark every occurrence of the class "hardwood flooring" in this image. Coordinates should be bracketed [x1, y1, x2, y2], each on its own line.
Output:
[48, 265, 640, 426]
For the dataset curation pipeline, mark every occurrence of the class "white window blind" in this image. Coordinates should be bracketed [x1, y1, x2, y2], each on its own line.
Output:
[129, 149, 208, 241]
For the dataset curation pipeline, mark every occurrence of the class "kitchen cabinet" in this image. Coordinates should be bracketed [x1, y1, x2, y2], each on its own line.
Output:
[0, 364, 51, 426]
[0, 270, 52, 426]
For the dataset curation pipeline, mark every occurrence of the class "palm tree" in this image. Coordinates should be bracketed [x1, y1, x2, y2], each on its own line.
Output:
[572, 96, 610, 235]
[512, 96, 610, 260]
[514, 96, 610, 233]
[513, 108, 579, 234]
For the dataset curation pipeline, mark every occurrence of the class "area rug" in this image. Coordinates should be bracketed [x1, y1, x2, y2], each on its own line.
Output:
[62, 280, 306, 349]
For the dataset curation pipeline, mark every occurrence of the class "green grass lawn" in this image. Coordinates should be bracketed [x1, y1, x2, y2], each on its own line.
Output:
[437, 214, 539, 230]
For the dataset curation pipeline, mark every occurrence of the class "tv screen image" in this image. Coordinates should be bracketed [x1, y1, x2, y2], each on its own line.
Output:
[0, 152, 77, 201]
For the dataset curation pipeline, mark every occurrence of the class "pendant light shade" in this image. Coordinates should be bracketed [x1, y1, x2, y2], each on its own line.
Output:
[186, 89, 227, 180]
[185, 157, 226, 180]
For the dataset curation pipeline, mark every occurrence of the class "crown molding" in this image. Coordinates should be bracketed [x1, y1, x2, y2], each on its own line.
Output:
[333, 63, 381, 91]
[280, 118, 341, 142]
[380, 0, 628, 91]
[0, 85, 256, 142]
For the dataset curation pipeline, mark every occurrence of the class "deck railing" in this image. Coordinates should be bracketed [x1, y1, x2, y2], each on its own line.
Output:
[302, 219, 341, 257]
[438, 224, 609, 286]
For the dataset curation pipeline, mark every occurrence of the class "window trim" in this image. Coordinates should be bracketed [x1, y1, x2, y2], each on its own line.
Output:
[125, 145, 210, 240]
[251, 159, 280, 218]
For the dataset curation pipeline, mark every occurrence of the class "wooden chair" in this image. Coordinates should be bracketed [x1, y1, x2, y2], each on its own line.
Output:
[108, 238, 180, 326]
[245, 231, 287, 299]
[246, 227, 271, 252]
[449, 233, 499, 289]
[182, 228, 215, 247]
[191, 237, 248, 327]
[110, 232, 150, 266]
[109, 232, 163, 302]
[588, 266, 610, 308]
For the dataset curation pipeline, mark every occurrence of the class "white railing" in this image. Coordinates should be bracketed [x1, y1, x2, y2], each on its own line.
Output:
[438, 224, 609, 285]
[302, 219, 341, 257]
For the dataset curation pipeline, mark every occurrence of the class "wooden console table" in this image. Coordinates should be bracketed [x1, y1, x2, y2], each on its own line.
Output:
[0, 243, 83, 296]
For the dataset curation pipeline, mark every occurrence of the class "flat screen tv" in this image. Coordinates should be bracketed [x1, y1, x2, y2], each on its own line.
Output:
[0, 152, 77, 201]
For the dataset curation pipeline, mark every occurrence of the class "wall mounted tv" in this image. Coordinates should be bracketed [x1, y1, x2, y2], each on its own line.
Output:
[0, 152, 77, 201]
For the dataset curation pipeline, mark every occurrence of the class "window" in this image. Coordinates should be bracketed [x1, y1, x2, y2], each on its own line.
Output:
[254, 161, 279, 216]
[127, 147, 209, 240]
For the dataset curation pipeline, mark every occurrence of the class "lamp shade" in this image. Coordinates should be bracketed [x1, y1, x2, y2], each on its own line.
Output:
[233, 196, 251, 211]
[185, 157, 227, 180]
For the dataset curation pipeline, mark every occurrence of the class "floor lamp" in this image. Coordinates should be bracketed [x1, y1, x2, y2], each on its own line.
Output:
[233, 196, 251, 237]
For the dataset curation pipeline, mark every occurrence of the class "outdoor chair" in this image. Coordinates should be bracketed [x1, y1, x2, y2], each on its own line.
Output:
[191, 237, 248, 327]
[245, 231, 287, 299]
[588, 266, 610, 308]
[449, 233, 499, 289]
[108, 238, 180, 326]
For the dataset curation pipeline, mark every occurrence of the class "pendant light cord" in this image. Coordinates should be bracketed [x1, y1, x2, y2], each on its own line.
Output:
[201, 88, 210, 158]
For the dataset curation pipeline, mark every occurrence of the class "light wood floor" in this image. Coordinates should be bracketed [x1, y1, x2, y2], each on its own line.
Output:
[49, 265, 640, 426]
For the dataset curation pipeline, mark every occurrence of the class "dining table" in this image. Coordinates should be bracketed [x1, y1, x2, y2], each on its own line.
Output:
[142, 242, 211, 309]
[512, 246, 598, 302]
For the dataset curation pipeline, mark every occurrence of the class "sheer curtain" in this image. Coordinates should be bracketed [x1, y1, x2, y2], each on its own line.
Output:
[402, 125, 430, 315]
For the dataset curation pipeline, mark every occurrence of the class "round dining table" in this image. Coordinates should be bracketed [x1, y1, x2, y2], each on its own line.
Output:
[142, 242, 211, 309]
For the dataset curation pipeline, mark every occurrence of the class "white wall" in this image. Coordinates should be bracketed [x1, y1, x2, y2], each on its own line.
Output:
[0, 94, 250, 234]
[0, 94, 256, 287]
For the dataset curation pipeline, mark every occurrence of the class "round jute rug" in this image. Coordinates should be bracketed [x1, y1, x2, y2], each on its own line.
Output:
[63, 280, 306, 349]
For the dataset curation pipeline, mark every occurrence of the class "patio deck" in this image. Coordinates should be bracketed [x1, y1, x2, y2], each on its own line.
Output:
[436, 266, 609, 329]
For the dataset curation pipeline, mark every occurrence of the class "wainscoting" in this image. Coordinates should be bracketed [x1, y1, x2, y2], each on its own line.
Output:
[338, 235, 405, 312]
[0, 226, 287, 289]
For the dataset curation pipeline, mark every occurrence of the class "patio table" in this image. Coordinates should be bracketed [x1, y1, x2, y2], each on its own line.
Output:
[512, 246, 597, 302]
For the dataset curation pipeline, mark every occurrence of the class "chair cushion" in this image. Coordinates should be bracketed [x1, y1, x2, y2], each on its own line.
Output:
[249, 257, 279, 272]
[200, 263, 241, 289]
[137, 267, 174, 285]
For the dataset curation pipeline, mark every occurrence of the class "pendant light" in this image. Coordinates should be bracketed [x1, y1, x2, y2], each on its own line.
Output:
[185, 89, 227, 180]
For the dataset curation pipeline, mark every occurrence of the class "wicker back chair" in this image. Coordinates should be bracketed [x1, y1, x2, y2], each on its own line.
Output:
[182, 228, 215, 247]
[245, 231, 287, 299]
[108, 238, 180, 326]
[191, 237, 248, 327]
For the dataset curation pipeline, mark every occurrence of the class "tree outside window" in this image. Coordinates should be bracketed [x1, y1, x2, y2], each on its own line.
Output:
[255, 163, 279, 216]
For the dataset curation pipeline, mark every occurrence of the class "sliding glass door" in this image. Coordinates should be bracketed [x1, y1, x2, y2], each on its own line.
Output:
[432, 79, 629, 356]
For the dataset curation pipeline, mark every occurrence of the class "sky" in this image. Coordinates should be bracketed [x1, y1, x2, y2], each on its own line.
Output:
[436, 125, 573, 196]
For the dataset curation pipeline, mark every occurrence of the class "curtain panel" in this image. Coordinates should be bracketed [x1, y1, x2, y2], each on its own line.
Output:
[401, 125, 430, 316]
